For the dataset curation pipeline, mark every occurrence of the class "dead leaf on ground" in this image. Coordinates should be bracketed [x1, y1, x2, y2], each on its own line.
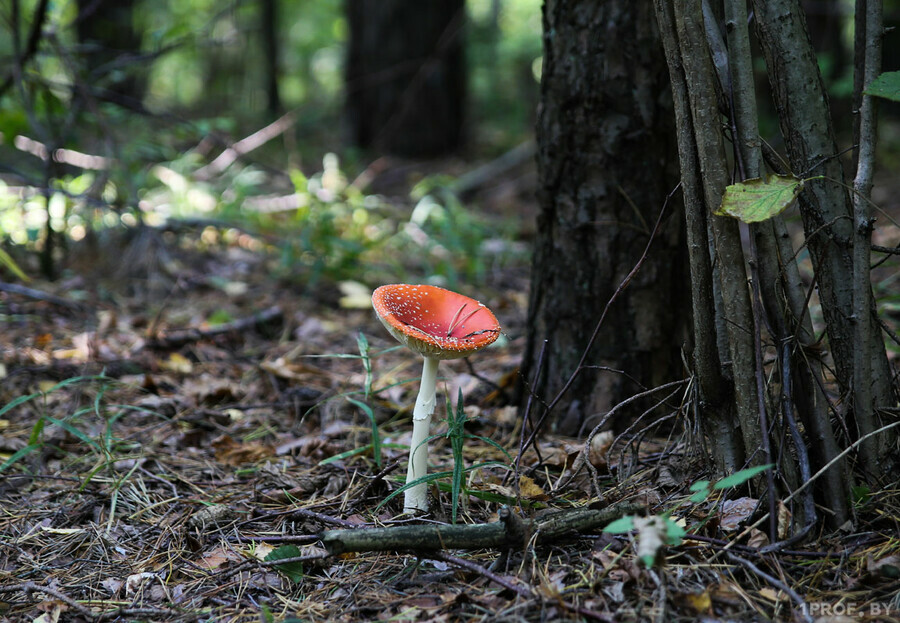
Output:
[589, 430, 614, 468]
[719, 497, 757, 531]
[260, 356, 329, 380]
[197, 545, 242, 571]
[677, 589, 712, 614]
[211, 434, 275, 465]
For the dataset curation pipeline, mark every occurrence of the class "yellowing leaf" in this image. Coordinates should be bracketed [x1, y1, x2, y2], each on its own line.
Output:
[518, 475, 548, 500]
[716, 174, 804, 223]
[683, 590, 712, 613]
[39, 526, 85, 535]
[338, 280, 373, 309]
[253, 542, 275, 560]
[759, 587, 788, 603]
[160, 352, 193, 374]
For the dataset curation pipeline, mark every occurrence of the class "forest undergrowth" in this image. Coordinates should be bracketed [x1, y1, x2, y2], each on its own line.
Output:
[2, 174, 900, 623]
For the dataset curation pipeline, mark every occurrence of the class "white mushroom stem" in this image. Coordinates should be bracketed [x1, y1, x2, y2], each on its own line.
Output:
[404, 355, 439, 513]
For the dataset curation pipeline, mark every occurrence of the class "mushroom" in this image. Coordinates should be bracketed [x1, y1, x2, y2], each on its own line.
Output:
[371, 284, 501, 514]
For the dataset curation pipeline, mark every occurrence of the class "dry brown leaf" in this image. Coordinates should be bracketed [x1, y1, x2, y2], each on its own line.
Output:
[32, 601, 64, 623]
[746, 527, 770, 549]
[211, 434, 274, 465]
[100, 578, 123, 596]
[719, 496, 757, 531]
[758, 587, 788, 603]
[777, 500, 792, 540]
[184, 374, 242, 405]
[589, 431, 614, 468]
[260, 356, 328, 380]
[252, 542, 275, 560]
[198, 545, 241, 571]
[518, 474, 548, 500]
[867, 554, 900, 578]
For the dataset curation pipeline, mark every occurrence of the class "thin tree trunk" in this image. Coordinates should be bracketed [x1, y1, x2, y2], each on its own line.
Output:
[851, 0, 884, 476]
[672, 0, 761, 461]
[751, 0, 895, 473]
[261, 0, 281, 116]
[653, 0, 744, 473]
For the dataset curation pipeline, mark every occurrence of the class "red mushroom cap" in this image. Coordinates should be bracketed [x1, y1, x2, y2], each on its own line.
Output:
[372, 284, 501, 359]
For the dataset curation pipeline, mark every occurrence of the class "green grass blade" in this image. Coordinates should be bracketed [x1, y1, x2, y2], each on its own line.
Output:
[347, 396, 380, 468]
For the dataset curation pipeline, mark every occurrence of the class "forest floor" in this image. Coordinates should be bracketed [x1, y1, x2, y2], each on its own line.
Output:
[2, 159, 900, 623]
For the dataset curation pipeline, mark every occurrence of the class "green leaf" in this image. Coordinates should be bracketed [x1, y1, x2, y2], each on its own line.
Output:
[603, 515, 635, 534]
[0, 443, 42, 473]
[265, 545, 305, 583]
[375, 461, 510, 511]
[713, 463, 774, 490]
[0, 246, 29, 282]
[716, 174, 805, 223]
[851, 485, 871, 506]
[689, 481, 711, 504]
[864, 71, 900, 102]
[347, 397, 380, 468]
[664, 517, 687, 546]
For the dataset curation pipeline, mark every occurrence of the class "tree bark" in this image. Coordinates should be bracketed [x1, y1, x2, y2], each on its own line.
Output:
[751, 0, 896, 473]
[521, 0, 686, 437]
[260, 0, 281, 116]
[344, 0, 466, 157]
[672, 0, 761, 460]
[653, 0, 744, 473]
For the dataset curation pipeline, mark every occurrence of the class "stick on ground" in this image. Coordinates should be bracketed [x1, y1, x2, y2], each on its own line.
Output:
[320, 502, 642, 555]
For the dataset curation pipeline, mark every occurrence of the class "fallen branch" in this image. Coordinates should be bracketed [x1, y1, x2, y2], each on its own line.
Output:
[0, 280, 86, 311]
[147, 305, 283, 348]
[320, 502, 642, 555]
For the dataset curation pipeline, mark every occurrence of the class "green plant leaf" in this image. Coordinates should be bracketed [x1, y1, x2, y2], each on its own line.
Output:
[0, 443, 42, 473]
[689, 491, 709, 504]
[265, 545, 305, 583]
[664, 517, 687, 546]
[713, 463, 774, 490]
[375, 461, 510, 511]
[851, 485, 871, 506]
[347, 397, 380, 468]
[716, 174, 804, 223]
[0, 246, 29, 282]
[864, 71, 900, 102]
[603, 515, 635, 534]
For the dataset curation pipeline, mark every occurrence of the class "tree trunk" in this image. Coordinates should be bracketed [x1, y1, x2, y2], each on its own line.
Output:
[522, 0, 686, 436]
[344, 0, 466, 157]
[261, 0, 281, 116]
[752, 0, 896, 474]
[76, 0, 145, 103]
